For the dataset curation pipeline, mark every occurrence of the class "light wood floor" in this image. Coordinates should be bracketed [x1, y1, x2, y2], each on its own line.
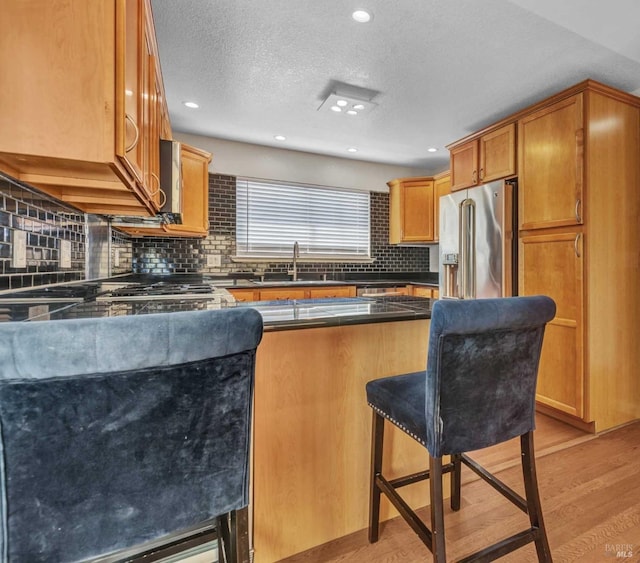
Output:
[279, 415, 640, 563]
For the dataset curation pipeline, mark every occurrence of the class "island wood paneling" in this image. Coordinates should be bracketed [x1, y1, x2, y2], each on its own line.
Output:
[252, 320, 432, 563]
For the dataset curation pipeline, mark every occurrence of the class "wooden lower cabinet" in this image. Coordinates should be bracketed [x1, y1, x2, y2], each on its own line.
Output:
[228, 285, 356, 302]
[226, 289, 259, 303]
[519, 230, 585, 420]
[308, 286, 356, 298]
[258, 288, 307, 301]
[411, 285, 439, 299]
[252, 320, 432, 563]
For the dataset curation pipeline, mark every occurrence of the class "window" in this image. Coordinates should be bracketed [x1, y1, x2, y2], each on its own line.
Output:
[236, 177, 370, 260]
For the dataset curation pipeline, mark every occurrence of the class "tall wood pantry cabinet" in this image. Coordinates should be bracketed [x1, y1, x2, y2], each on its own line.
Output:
[517, 81, 640, 432]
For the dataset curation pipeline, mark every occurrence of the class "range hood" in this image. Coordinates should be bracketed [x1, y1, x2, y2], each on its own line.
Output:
[159, 139, 183, 224]
[110, 140, 182, 228]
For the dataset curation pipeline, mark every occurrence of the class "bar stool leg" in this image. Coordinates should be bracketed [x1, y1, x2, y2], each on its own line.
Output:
[450, 453, 461, 511]
[368, 411, 385, 543]
[429, 455, 446, 562]
[521, 432, 553, 563]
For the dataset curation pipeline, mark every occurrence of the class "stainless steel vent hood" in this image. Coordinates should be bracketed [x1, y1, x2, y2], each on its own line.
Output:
[159, 139, 182, 224]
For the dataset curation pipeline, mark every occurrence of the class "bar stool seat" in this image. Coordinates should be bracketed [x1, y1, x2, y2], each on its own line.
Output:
[366, 296, 556, 562]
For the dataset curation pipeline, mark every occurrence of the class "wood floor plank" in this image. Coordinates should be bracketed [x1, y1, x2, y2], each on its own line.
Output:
[278, 418, 640, 563]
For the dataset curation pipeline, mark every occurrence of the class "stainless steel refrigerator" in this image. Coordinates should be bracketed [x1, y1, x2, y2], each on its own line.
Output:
[438, 179, 516, 299]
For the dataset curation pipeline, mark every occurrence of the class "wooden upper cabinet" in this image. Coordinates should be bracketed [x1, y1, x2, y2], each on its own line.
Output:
[388, 177, 435, 243]
[449, 123, 516, 191]
[433, 171, 451, 242]
[518, 94, 584, 231]
[164, 144, 213, 237]
[450, 140, 479, 191]
[117, 142, 212, 238]
[0, 0, 169, 216]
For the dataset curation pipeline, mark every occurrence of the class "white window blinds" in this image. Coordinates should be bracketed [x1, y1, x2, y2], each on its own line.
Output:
[236, 177, 370, 259]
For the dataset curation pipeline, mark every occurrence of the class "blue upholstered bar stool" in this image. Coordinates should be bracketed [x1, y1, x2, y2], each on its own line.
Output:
[0, 307, 263, 563]
[366, 296, 556, 562]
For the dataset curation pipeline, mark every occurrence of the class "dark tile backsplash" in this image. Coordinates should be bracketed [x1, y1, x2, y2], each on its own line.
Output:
[0, 174, 86, 291]
[0, 170, 432, 287]
[132, 174, 431, 276]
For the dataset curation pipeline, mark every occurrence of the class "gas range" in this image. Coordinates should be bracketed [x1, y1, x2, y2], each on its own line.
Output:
[95, 282, 227, 302]
[0, 280, 231, 304]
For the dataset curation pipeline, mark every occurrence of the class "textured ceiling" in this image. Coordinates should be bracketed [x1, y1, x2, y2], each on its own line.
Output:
[150, 0, 640, 174]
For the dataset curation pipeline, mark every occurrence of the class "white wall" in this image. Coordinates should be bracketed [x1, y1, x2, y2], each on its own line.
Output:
[174, 133, 433, 193]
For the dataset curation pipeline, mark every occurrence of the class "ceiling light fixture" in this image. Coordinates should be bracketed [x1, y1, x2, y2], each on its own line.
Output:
[183, 101, 199, 109]
[274, 135, 286, 141]
[352, 9, 372, 23]
[347, 147, 358, 153]
[427, 147, 438, 153]
[318, 93, 377, 116]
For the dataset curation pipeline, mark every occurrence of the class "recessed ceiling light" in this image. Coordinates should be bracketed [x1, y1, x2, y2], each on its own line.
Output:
[346, 110, 358, 115]
[352, 103, 365, 111]
[352, 9, 372, 23]
[427, 147, 438, 153]
[347, 147, 358, 153]
[331, 105, 343, 112]
[183, 101, 199, 109]
[336, 100, 348, 107]
[274, 135, 286, 141]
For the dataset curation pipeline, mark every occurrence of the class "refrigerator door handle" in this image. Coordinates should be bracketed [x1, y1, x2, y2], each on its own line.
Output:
[460, 198, 476, 299]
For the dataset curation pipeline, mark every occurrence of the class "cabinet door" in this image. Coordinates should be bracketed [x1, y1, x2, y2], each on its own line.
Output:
[228, 289, 259, 302]
[388, 178, 434, 243]
[403, 179, 434, 242]
[519, 231, 585, 419]
[433, 173, 451, 242]
[411, 286, 434, 298]
[479, 123, 516, 183]
[450, 140, 478, 191]
[117, 0, 145, 185]
[519, 94, 584, 230]
[259, 288, 307, 301]
[308, 286, 356, 299]
[164, 144, 212, 236]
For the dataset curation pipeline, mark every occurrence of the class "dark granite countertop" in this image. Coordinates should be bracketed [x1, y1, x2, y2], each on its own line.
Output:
[234, 296, 432, 331]
[0, 274, 435, 330]
[105, 273, 439, 289]
[0, 294, 432, 331]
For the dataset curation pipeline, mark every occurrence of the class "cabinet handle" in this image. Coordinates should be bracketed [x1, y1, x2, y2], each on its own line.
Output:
[472, 170, 477, 184]
[575, 199, 582, 223]
[158, 188, 167, 208]
[574, 233, 581, 258]
[479, 168, 484, 181]
[148, 172, 161, 196]
[124, 113, 140, 152]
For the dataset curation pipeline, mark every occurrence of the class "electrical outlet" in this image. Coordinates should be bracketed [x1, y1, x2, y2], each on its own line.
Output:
[11, 230, 27, 268]
[207, 254, 222, 267]
[60, 240, 72, 269]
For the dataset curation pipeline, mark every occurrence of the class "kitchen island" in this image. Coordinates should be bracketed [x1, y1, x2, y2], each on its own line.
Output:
[251, 313, 431, 563]
[0, 282, 434, 562]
